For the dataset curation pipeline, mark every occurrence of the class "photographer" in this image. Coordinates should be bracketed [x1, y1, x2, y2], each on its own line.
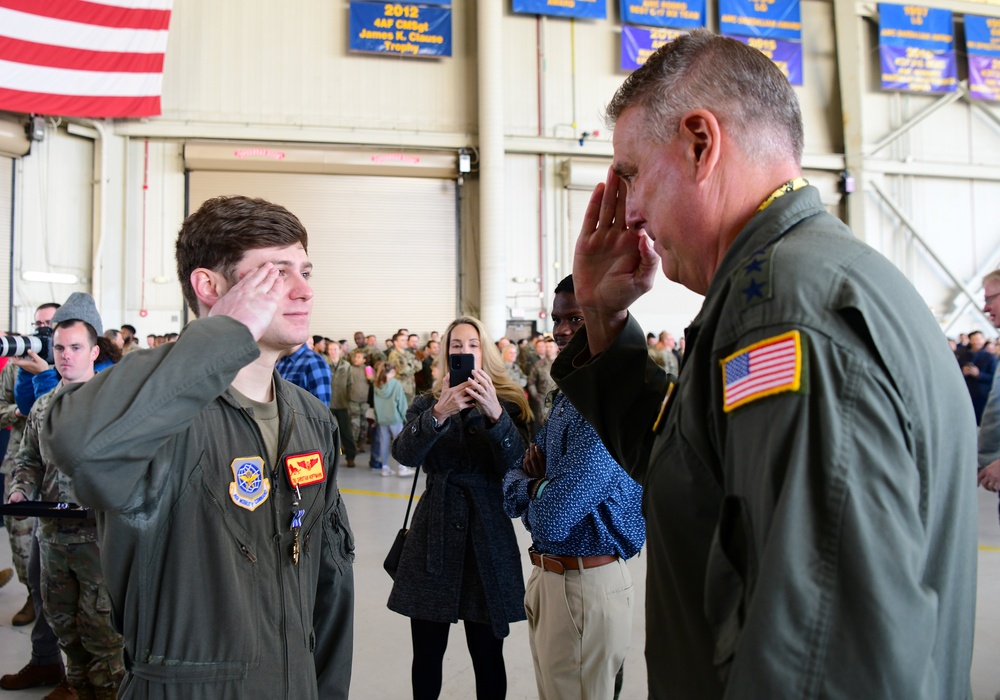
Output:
[387, 316, 531, 700]
[0, 302, 67, 696]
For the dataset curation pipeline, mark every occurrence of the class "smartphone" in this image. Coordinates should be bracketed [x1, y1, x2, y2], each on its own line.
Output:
[449, 353, 475, 387]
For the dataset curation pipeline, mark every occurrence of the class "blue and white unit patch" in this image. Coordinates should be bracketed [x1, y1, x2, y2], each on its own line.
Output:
[229, 456, 270, 511]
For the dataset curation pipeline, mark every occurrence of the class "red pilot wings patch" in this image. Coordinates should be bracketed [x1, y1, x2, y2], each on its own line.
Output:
[285, 451, 326, 489]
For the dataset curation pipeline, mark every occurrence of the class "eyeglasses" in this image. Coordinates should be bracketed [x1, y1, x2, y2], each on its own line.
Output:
[33, 320, 51, 328]
[986, 292, 1000, 305]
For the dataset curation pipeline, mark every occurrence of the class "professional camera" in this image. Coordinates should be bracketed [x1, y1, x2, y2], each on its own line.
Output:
[0, 327, 53, 364]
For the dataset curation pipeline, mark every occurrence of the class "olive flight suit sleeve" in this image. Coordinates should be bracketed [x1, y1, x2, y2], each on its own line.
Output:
[712, 326, 973, 699]
[550, 314, 669, 484]
[41, 316, 260, 512]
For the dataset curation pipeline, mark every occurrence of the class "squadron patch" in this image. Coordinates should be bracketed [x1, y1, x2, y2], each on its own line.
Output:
[721, 331, 804, 413]
[285, 451, 326, 489]
[229, 457, 270, 511]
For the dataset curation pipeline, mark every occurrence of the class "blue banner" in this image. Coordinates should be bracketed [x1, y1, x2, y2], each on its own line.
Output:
[349, 2, 452, 58]
[726, 34, 802, 85]
[621, 0, 705, 30]
[719, 0, 801, 41]
[621, 25, 685, 70]
[512, 0, 606, 20]
[878, 4, 952, 50]
[966, 15, 1000, 101]
[966, 15, 1000, 58]
[879, 4, 955, 93]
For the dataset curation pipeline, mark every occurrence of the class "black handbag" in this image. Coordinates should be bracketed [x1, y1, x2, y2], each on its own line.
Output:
[383, 464, 421, 579]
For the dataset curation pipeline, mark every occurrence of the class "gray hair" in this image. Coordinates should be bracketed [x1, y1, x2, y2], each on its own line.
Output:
[606, 30, 803, 166]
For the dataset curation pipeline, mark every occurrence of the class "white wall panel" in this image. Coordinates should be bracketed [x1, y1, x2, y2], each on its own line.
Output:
[120, 139, 187, 338]
[12, 129, 92, 332]
[504, 155, 545, 318]
[161, 0, 476, 135]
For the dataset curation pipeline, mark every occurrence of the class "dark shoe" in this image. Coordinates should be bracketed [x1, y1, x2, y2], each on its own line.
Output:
[0, 662, 64, 690]
[44, 680, 79, 700]
[11, 595, 35, 626]
[346, 460, 355, 468]
[0, 567, 12, 588]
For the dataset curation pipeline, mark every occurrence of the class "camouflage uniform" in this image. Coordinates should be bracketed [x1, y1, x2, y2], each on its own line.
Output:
[0, 361, 32, 585]
[9, 387, 124, 696]
[388, 348, 419, 404]
[526, 357, 555, 432]
[329, 358, 356, 461]
[360, 345, 386, 367]
[347, 365, 370, 448]
[517, 343, 540, 376]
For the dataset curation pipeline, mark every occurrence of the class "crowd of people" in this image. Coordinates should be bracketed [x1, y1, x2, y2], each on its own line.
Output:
[0, 27, 994, 700]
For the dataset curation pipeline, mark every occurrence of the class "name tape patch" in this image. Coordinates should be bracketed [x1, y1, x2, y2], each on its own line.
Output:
[721, 331, 802, 412]
[285, 451, 326, 489]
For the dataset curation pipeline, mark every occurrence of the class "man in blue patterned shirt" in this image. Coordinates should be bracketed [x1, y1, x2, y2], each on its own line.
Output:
[276, 339, 332, 405]
[503, 274, 645, 700]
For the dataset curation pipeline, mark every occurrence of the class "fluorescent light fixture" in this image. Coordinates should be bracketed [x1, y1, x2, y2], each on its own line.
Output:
[21, 271, 79, 284]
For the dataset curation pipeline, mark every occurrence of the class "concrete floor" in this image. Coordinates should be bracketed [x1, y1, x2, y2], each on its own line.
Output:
[0, 459, 998, 699]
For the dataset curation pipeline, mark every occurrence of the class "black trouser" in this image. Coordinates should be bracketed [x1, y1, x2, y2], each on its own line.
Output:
[410, 618, 505, 700]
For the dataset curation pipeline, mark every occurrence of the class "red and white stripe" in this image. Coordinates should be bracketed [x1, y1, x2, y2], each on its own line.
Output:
[724, 337, 798, 408]
[0, 0, 173, 118]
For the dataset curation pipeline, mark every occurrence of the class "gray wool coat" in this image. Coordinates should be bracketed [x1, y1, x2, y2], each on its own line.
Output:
[387, 394, 528, 638]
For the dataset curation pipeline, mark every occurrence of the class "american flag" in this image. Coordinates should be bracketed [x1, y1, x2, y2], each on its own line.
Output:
[722, 331, 801, 412]
[0, 0, 174, 118]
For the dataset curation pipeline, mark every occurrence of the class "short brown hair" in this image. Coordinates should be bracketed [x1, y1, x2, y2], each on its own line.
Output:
[175, 196, 309, 315]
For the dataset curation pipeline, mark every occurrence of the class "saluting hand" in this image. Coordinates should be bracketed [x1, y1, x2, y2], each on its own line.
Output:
[574, 167, 660, 354]
[208, 263, 283, 341]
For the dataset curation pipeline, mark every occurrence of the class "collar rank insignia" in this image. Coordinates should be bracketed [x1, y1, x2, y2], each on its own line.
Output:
[285, 451, 326, 489]
[229, 457, 270, 511]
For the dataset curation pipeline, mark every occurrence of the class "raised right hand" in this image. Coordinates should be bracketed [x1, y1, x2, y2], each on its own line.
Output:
[208, 263, 283, 341]
[575, 168, 659, 316]
[574, 168, 660, 353]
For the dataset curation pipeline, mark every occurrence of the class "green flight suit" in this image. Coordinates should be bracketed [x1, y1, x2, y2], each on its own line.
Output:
[552, 186, 977, 699]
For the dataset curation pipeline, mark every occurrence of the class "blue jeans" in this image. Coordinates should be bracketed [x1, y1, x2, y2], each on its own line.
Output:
[377, 423, 403, 469]
[370, 421, 383, 468]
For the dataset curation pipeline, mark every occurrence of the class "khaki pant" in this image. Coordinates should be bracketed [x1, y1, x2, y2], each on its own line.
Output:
[525, 558, 634, 700]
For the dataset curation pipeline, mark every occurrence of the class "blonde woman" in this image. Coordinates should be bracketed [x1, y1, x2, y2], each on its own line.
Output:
[388, 316, 532, 700]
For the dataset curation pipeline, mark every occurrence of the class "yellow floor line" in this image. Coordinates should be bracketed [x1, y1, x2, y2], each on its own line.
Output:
[341, 488, 420, 500]
[980, 545, 1000, 552]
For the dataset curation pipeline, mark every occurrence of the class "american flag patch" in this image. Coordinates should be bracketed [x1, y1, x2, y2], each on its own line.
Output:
[721, 331, 802, 412]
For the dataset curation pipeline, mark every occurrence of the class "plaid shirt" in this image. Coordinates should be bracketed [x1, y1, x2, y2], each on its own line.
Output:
[276, 344, 332, 405]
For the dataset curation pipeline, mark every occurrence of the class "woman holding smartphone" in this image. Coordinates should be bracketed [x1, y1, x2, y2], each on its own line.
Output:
[388, 316, 533, 700]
